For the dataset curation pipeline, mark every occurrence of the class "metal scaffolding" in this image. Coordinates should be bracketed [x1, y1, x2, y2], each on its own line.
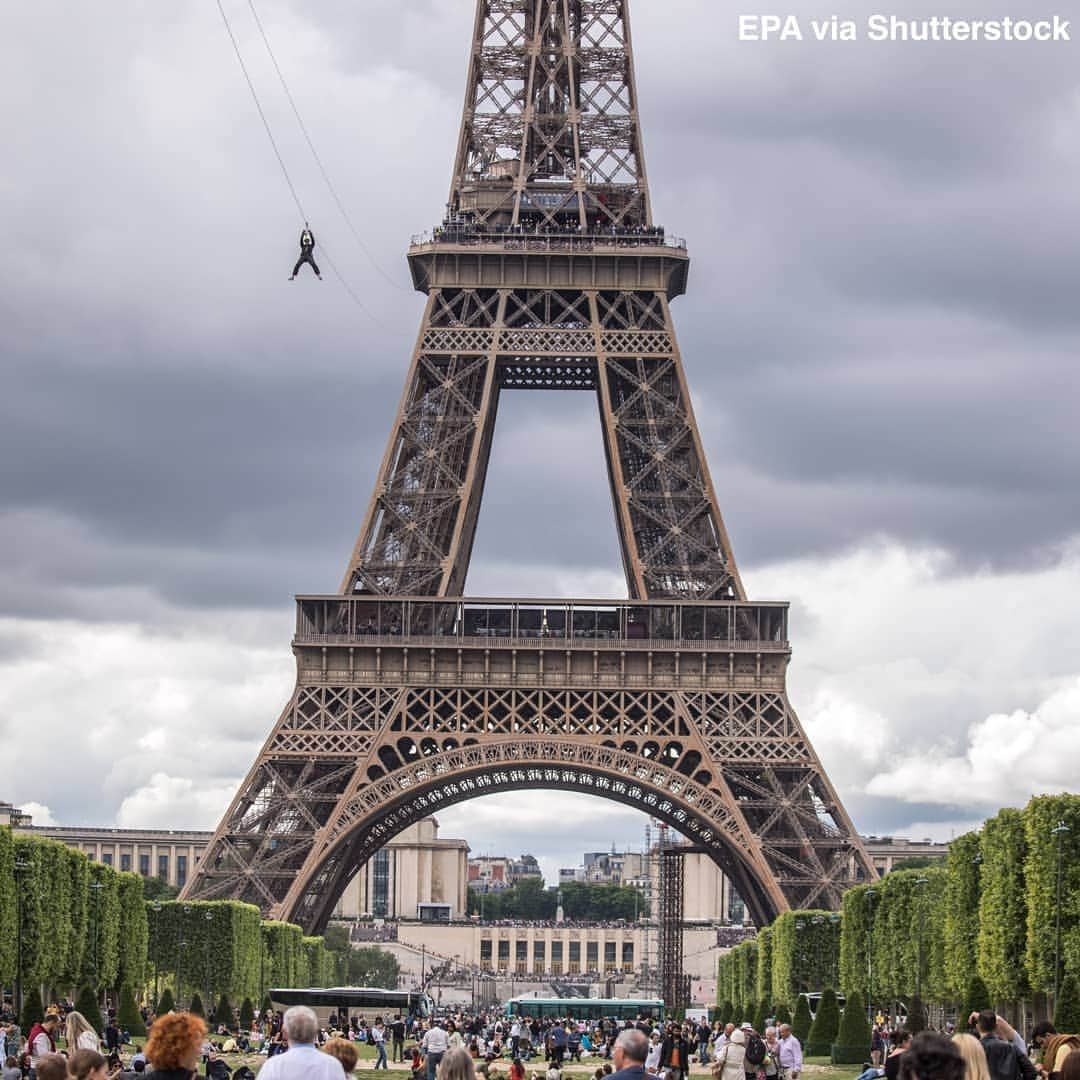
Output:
[658, 844, 687, 1012]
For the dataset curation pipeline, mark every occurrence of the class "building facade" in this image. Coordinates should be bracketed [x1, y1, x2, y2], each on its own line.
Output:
[333, 817, 469, 920]
[861, 835, 951, 874]
[467, 854, 543, 891]
[7, 803, 468, 918]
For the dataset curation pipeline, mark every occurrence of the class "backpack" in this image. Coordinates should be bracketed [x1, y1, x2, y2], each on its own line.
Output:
[745, 1034, 767, 1066]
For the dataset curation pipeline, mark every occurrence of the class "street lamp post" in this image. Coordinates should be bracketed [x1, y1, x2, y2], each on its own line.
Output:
[151, 900, 163, 1006]
[828, 914, 841, 988]
[914, 876, 929, 1022]
[176, 904, 191, 1008]
[795, 919, 807, 994]
[89, 879, 105, 1000]
[811, 915, 825, 990]
[1053, 820, 1071, 1006]
[866, 888, 877, 1022]
[14, 858, 28, 1021]
[203, 910, 214, 1019]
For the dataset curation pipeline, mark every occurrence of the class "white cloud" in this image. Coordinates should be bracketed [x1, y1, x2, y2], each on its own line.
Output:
[865, 677, 1080, 809]
[116, 773, 240, 831]
[19, 801, 58, 826]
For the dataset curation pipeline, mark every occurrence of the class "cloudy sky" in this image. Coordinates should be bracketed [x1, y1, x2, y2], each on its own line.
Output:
[3, 1, 1080, 887]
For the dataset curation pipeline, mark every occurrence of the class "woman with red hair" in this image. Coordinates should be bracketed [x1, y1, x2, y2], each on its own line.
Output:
[144, 1013, 207, 1079]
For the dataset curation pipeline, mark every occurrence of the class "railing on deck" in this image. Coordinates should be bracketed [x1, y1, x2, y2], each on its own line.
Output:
[294, 596, 789, 650]
[409, 226, 687, 253]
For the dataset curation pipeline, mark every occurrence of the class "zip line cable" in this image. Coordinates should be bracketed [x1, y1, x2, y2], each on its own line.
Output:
[245, 0, 410, 292]
[214, 0, 384, 325]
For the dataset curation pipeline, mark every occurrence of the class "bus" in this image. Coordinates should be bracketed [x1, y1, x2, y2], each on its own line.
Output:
[269, 987, 433, 1026]
[504, 997, 665, 1022]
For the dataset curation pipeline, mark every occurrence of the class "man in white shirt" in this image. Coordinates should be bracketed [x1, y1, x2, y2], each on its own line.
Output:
[776, 1024, 803, 1080]
[422, 1021, 450, 1080]
[257, 1006, 345, 1080]
[645, 1031, 663, 1073]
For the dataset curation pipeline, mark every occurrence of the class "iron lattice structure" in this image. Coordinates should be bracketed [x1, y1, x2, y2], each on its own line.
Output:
[182, 0, 876, 932]
[658, 845, 686, 1012]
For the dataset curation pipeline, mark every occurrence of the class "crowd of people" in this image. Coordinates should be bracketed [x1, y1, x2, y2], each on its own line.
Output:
[1, 996, 1078, 1080]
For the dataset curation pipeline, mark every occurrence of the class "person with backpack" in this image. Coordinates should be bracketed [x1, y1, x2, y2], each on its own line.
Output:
[742, 1025, 769, 1080]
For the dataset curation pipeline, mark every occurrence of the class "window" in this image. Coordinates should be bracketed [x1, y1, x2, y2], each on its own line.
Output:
[480, 940, 492, 970]
[102, 853, 113, 866]
[586, 942, 598, 968]
[569, 941, 581, 963]
[372, 850, 390, 917]
[139, 853, 150, 876]
[177, 854, 188, 888]
[533, 941, 546, 969]
[622, 942, 634, 965]
[551, 941, 563, 966]
[120, 853, 131, 872]
[604, 942, 616, 968]
[498, 941, 510, 962]
[158, 854, 170, 880]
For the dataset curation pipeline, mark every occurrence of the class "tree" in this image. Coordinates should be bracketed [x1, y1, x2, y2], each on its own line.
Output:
[961, 975, 990, 1025]
[239, 997, 255, 1029]
[888, 857, 939, 873]
[348, 946, 400, 988]
[906, 994, 927, 1034]
[839, 887, 873, 1000]
[143, 877, 180, 901]
[118, 984, 145, 1037]
[754, 1000, 769, 1034]
[189, 992, 205, 1017]
[717, 1001, 734, 1027]
[75, 985, 103, 1032]
[978, 808, 1030, 1003]
[156, 987, 176, 1015]
[20, 985, 44, 1029]
[806, 988, 840, 1055]
[943, 832, 982, 1000]
[792, 995, 813, 1044]
[1024, 795, 1080, 994]
[214, 993, 235, 1028]
[774, 1003, 792, 1027]
[262, 993, 274, 1017]
[832, 990, 872, 1064]
[1054, 975, 1080, 1033]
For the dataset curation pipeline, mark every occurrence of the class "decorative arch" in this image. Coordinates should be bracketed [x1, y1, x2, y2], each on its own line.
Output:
[276, 739, 786, 933]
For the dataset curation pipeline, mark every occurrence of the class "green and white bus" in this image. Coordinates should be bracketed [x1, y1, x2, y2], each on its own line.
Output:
[504, 997, 664, 1021]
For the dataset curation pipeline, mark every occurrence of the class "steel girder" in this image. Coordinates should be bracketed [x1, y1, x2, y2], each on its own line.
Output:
[181, 0, 879, 929]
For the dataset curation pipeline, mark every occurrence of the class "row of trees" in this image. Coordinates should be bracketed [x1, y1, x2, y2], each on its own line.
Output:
[0, 830, 356, 1027]
[718, 793, 1080, 1023]
[468, 878, 645, 921]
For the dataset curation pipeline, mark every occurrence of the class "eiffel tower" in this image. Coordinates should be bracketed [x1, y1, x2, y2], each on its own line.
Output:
[182, 0, 876, 931]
